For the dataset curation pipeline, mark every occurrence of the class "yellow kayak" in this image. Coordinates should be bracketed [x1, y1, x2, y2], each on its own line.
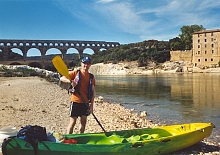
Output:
[2, 123, 214, 155]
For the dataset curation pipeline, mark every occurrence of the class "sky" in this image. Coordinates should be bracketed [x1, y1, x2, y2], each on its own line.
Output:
[1, 0, 220, 56]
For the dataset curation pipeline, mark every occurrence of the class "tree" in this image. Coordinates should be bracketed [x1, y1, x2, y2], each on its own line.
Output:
[179, 25, 205, 50]
[169, 37, 185, 50]
[138, 57, 145, 67]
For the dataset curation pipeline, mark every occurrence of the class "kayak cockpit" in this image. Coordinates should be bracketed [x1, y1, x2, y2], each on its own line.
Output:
[62, 128, 172, 145]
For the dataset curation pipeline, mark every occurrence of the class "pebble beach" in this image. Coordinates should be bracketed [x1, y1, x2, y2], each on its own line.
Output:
[0, 76, 219, 155]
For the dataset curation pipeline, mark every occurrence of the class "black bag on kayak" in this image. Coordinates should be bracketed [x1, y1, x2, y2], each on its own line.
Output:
[17, 125, 47, 141]
[17, 125, 47, 155]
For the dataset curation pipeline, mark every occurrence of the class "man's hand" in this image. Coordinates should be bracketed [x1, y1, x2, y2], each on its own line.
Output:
[60, 76, 71, 83]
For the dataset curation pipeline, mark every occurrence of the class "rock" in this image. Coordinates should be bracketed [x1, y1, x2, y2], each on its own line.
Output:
[140, 111, 147, 118]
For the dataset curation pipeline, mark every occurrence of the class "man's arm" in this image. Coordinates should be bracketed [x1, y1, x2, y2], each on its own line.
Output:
[60, 76, 71, 83]
[60, 75, 79, 89]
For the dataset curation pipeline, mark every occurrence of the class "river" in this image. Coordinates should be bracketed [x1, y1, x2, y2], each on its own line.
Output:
[94, 73, 220, 143]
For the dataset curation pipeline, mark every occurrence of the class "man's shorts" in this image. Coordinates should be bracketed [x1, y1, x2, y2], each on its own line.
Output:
[69, 102, 90, 117]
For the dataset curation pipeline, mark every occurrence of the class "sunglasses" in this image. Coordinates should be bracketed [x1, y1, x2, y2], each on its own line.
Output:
[82, 61, 91, 65]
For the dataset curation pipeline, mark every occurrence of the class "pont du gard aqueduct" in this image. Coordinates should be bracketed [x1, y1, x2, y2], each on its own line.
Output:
[0, 39, 120, 68]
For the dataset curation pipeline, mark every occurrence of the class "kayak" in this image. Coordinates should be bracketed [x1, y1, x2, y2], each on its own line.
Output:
[1, 123, 214, 155]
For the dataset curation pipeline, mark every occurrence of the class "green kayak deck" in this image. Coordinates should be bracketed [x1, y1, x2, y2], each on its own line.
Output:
[1, 123, 214, 155]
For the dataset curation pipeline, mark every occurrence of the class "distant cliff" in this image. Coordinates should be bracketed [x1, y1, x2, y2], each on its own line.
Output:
[89, 61, 220, 75]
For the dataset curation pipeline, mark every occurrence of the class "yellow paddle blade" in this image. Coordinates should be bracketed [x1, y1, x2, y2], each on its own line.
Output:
[52, 55, 71, 80]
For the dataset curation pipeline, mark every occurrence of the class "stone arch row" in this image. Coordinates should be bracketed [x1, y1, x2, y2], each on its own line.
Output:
[0, 39, 120, 61]
[0, 40, 120, 48]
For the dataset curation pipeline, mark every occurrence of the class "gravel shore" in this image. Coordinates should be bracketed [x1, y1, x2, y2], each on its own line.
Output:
[0, 76, 219, 155]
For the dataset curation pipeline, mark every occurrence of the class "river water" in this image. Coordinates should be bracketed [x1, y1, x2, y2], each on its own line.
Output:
[94, 73, 220, 142]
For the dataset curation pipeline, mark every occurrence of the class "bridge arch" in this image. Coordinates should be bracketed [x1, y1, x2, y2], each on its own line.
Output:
[10, 62, 22, 65]
[83, 48, 95, 55]
[11, 48, 23, 55]
[67, 48, 78, 54]
[26, 48, 41, 57]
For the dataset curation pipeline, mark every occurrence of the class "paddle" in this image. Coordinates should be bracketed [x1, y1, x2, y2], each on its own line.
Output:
[52, 55, 71, 80]
[52, 55, 107, 133]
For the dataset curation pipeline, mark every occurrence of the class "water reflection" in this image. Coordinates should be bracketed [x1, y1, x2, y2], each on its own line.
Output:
[95, 74, 220, 142]
[96, 75, 172, 101]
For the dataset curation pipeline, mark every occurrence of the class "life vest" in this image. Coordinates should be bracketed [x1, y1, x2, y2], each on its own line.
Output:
[69, 70, 94, 101]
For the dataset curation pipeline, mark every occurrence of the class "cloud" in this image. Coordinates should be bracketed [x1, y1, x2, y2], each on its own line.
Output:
[94, 1, 156, 34]
[56, 0, 155, 35]
[56, 0, 220, 41]
[139, 0, 220, 27]
[96, 0, 116, 3]
[134, 0, 220, 39]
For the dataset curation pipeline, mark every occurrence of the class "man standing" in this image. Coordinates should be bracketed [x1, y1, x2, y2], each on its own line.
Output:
[60, 57, 95, 133]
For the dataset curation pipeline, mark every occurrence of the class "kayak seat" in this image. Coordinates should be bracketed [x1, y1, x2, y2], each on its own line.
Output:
[95, 134, 125, 144]
[140, 134, 160, 140]
[126, 135, 141, 142]
[72, 134, 125, 144]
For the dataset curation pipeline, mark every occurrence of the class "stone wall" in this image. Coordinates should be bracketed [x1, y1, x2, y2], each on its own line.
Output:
[170, 50, 192, 62]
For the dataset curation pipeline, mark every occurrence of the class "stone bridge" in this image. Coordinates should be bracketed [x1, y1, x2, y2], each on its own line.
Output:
[0, 39, 120, 68]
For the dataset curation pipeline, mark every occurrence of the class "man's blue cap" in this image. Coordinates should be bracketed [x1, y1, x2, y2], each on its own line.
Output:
[81, 57, 91, 64]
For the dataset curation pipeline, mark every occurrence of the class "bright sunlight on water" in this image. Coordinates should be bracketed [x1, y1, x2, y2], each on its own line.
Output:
[95, 73, 220, 142]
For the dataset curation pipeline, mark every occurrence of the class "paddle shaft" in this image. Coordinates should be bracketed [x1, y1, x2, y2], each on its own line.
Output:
[52, 56, 106, 133]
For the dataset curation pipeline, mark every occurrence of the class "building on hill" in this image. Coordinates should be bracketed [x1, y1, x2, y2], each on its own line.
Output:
[192, 29, 220, 67]
[170, 29, 220, 68]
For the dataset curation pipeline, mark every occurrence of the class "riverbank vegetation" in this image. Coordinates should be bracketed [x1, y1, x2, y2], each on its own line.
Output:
[0, 65, 38, 77]
[0, 65, 59, 83]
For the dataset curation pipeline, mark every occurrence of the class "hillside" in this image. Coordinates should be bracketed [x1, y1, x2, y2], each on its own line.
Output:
[89, 61, 220, 75]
